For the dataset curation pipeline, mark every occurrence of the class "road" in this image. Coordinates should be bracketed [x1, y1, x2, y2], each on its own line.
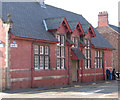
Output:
[1, 80, 119, 98]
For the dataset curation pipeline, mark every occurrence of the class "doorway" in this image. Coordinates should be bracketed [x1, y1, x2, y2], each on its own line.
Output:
[72, 60, 78, 82]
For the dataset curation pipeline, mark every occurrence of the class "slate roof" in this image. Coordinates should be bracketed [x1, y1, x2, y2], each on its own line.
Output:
[67, 21, 78, 31]
[71, 48, 85, 59]
[92, 28, 114, 49]
[1, 2, 114, 49]
[109, 24, 120, 34]
[44, 17, 64, 30]
[81, 24, 90, 33]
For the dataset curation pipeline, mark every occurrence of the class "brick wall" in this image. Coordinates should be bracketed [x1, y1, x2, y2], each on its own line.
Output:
[2, 17, 114, 90]
[98, 11, 108, 27]
[97, 27, 119, 72]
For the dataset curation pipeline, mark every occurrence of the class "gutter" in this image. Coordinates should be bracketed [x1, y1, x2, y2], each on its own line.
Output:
[10, 33, 59, 44]
[94, 47, 115, 50]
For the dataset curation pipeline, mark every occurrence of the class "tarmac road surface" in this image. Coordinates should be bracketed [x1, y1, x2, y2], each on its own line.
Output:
[1, 80, 119, 98]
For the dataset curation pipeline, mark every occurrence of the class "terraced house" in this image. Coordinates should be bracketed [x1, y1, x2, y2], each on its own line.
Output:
[97, 11, 120, 73]
[0, 1, 115, 90]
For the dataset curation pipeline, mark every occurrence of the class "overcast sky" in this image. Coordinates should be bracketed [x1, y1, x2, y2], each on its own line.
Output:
[45, 0, 119, 27]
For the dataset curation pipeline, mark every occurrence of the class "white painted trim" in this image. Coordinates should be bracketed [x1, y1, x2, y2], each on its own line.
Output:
[43, 20, 48, 31]
[34, 75, 68, 80]
[11, 77, 31, 82]
[10, 69, 31, 71]
[79, 73, 103, 77]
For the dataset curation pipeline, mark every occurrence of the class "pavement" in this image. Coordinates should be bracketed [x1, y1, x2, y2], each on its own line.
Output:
[1, 80, 119, 98]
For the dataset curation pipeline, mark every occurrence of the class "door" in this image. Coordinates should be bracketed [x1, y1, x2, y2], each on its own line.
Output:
[72, 60, 78, 82]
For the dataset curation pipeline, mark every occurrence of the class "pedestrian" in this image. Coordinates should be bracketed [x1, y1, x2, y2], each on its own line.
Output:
[106, 68, 110, 80]
[112, 69, 116, 80]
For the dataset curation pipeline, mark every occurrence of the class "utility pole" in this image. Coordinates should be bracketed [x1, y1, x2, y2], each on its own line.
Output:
[105, 60, 107, 80]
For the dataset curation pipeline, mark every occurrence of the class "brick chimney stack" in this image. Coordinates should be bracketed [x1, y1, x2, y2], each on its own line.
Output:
[98, 11, 109, 27]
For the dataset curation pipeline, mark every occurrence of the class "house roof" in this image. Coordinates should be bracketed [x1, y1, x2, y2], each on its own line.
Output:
[71, 48, 85, 59]
[96, 25, 120, 35]
[67, 21, 78, 31]
[81, 24, 90, 33]
[2, 2, 114, 49]
[44, 17, 64, 30]
[109, 24, 120, 34]
[92, 28, 115, 49]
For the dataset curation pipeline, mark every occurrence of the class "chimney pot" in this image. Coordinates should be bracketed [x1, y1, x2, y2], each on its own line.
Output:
[98, 11, 108, 27]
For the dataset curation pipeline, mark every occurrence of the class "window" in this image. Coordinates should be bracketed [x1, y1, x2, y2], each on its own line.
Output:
[84, 39, 91, 69]
[40, 46, 44, 54]
[80, 35, 84, 42]
[34, 45, 50, 70]
[72, 37, 79, 47]
[95, 50, 103, 68]
[56, 34, 65, 69]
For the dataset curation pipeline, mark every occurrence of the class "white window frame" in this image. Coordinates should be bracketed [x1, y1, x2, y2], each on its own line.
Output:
[56, 34, 65, 69]
[34, 45, 50, 70]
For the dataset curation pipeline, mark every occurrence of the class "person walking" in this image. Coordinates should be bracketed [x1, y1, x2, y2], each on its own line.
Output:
[112, 69, 116, 80]
[106, 68, 110, 80]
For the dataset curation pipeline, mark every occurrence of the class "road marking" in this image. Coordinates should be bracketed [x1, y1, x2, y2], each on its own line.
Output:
[88, 89, 104, 93]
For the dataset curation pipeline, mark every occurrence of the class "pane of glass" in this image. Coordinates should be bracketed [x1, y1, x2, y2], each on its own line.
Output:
[45, 56, 49, 69]
[72, 37, 75, 47]
[40, 46, 44, 54]
[57, 59, 60, 69]
[61, 59, 65, 69]
[34, 55, 39, 69]
[98, 51, 100, 57]
[61, 47, 65, 57]
[85, 49, 87, 58]
[84, 59, 87, 69]
[57, 35, 60, 45]
[88, 50, 90, 58]
[88, 40, 90, 46]
[45, 46, 49, 55]
[100, 59, 102, 68]
[61, 35, 65, 46]
[88, 60, 90, 68]
[100, 51, 103, 57]
[40, 56, 44, 69]
[34, 45, 39, 54]
[95, 51, 97, 57]
[75, 37, 79, 47]
[98, 59, 99, 68]
[84, 39, 87, 45]
[56, 47, 60, 57]
[95, 59, 97, 68]
[72, 37, 75, 43]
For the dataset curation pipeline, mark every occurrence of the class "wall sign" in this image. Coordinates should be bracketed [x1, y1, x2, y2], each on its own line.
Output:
[0, 43, 4, 47]
[10, 40, 18, 48]
[10, 43, 18, 48]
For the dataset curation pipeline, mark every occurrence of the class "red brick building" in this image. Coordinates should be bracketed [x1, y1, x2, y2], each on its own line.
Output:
[0, 2, 114, 90]
[96, 11, 120, 73]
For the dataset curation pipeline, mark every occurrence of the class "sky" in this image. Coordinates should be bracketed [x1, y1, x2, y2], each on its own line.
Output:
[45, 0, 119, 27]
